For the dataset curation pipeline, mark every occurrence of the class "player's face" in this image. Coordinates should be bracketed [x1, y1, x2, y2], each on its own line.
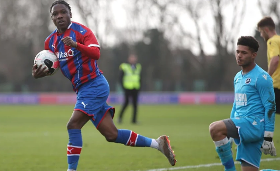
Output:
[235, 45, 256, 67]
[259, 27, 269, 42]
[51, 4, 72, 33]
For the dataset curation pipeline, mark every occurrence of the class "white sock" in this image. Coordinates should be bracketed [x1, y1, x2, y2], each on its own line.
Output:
[150, 139, 159, 149]
[214, 137, 229, 147]
[67, 169, 76, 171]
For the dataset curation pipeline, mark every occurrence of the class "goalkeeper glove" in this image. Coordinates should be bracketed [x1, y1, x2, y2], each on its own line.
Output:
[261, 131, 277, 156]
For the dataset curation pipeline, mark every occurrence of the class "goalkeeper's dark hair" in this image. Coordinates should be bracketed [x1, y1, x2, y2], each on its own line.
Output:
[237, 36, 259, 53]
[50, 0, 71, 13]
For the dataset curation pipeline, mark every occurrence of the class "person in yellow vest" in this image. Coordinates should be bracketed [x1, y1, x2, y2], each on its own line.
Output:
[118, 54, 142, 124]
[258, 16, 280, 114]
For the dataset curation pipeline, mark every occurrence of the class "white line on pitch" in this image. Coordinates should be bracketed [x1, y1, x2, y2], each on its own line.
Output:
[132, 157, 280, 171]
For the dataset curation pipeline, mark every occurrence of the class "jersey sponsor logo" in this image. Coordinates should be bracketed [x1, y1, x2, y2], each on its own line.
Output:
[245, 78, 251, 84]
[56, 49, 74, 61]
[235, 93, 247, 106]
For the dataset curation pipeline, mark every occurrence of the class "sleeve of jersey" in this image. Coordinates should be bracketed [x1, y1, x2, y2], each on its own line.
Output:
[44, 39, 51, 50]
[267, 40, 280, 58]
[230, 102, 236, 119]
[76, 30, 100, 60]
[230, 79, 236, 119]
[256, 74, 276, 132]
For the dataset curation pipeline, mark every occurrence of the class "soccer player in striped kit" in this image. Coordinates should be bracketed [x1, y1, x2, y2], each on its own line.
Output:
[31, 0, 176, 170]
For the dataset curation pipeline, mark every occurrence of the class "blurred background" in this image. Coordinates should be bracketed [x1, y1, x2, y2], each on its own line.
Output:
[1, 0, 279, 93]
[1, 1, 280, 171]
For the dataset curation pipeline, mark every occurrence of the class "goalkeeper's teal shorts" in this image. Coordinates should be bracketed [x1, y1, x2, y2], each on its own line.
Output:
[74, 74, 115, 129]
[231, 116, 265, 168]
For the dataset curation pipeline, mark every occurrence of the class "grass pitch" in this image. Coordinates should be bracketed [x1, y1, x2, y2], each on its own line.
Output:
[0, 104, 279, 171]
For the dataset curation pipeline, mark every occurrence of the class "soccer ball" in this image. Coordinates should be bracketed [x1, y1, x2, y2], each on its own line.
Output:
[34, 50, 59, 75]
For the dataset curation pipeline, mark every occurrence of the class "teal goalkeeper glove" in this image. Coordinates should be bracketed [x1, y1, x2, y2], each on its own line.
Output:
[261, 131, 277, 156]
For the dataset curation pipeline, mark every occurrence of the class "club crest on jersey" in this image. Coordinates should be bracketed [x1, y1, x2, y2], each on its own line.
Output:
[56, 49, 74, 61]
[245, 78, 251, 84]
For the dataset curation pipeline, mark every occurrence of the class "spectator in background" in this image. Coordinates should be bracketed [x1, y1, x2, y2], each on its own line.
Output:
[118, 54, 142, 124]
[258, 16, 280, 114]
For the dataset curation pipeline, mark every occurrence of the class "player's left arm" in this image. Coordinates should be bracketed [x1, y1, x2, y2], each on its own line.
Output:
[256, 73, 276, 156]
[61, 29, 100, 60]
[77, 29, 100, 60]
[267, 41, 280, 76]
[257, 73, 276, 132]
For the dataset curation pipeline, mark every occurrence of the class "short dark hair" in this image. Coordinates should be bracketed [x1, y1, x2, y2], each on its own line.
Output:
[237, 36, 259, 52]
[257, 17, 275, 30]
[50, 0, 71, 13]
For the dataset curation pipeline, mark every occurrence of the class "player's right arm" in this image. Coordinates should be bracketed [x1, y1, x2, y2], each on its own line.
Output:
[267, 40, 280, 76]
[32, 64, 50, 79]
[32, 38, 52, 79]
[230, 102, 236, 119]
[230, 76, 237, 118]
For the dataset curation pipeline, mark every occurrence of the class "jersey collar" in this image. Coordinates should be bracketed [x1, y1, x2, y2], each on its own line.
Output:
[55, 22, 73, 34]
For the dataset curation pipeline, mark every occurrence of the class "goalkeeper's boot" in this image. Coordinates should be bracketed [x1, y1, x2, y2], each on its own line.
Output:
[156, 135, 177, 166]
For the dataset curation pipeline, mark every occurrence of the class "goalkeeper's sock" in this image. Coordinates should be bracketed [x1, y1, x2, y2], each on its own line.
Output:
[67, 129, 82, 170]
[115, 129, 158, 148]
[215, 138, 236, 171]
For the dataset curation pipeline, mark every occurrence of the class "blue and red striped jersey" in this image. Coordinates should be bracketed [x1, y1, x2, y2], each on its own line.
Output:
[45, 21, 102, 92]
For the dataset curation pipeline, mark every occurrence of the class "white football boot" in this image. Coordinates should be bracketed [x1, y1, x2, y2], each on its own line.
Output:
[156, 135, 177, 166]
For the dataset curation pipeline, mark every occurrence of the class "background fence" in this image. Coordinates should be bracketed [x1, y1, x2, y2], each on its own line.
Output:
[0, 92, 234, 105]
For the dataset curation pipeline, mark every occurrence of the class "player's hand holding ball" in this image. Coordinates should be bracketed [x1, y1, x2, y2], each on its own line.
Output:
[32, 64, 51, 79]
[261, 131, 277, 156]
[62, 36, 77, 48]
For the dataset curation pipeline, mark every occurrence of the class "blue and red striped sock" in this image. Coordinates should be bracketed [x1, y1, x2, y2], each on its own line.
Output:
[115, 129, 152, 147]
[67, 129, 82, 170]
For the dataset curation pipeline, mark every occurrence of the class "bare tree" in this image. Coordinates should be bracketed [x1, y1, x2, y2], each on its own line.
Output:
[71, 0, 114, 47]
[257, 0, 280, 31]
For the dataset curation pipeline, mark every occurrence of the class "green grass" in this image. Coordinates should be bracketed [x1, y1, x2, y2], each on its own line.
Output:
[0, 104, 279, 171]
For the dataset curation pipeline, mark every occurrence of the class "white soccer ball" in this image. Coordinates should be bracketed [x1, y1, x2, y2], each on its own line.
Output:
[34, 50, 59, 75]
